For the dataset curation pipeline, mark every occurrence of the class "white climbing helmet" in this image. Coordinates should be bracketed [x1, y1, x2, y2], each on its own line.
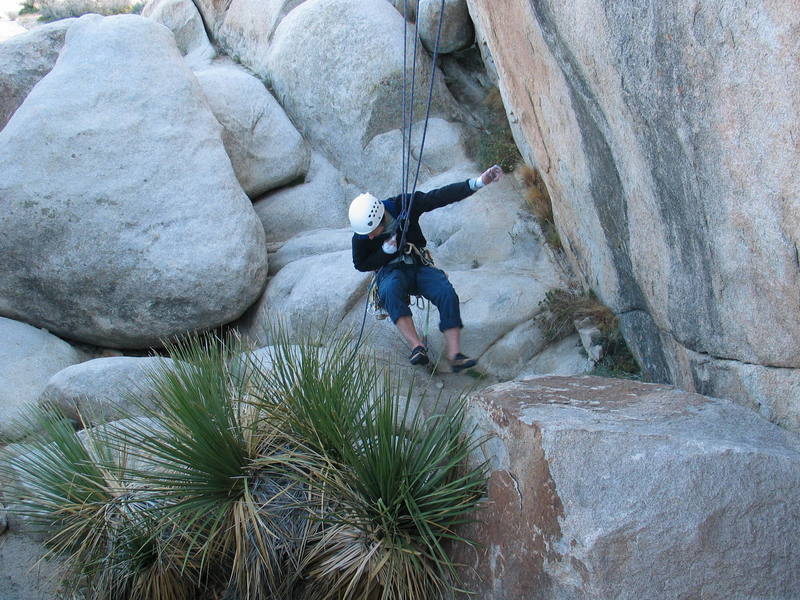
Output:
[348, 193, 385, 235]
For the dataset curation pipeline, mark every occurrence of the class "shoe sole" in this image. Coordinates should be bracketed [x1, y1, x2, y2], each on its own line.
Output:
[410, 348, 429, 366]
[451, 360, 477, 373]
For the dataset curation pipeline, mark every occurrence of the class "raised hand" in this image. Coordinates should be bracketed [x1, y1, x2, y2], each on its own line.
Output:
[480, 164, 503, 185]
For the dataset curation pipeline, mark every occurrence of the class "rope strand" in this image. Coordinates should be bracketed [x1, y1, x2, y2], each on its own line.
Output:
[398, 0, 446, 252]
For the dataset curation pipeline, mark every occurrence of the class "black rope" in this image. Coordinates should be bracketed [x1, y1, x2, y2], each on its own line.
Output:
[398, 0, 447, 253]
[351, 0, 446, 362]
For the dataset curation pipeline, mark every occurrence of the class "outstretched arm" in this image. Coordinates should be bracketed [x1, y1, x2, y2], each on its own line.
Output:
[411, 165, 504, 216]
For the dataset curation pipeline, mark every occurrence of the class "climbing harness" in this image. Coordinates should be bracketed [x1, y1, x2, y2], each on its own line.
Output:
[403, 242, 435, 267]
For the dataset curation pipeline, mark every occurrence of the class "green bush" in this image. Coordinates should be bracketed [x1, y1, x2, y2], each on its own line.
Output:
[1, 327, 487, 600]
[466, 86, 522, 173]
[18, 1, 38, 15]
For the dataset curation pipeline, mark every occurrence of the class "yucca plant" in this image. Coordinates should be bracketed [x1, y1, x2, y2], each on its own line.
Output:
[252, 323, 379, 462]
[298, 372, 488, 600]
[119, 332, 318, 600]
[0, 408, 201, 600]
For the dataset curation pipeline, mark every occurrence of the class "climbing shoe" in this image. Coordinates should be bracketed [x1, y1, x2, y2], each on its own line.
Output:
[449, 353, 477, 373]
[409, 345, 429, 366]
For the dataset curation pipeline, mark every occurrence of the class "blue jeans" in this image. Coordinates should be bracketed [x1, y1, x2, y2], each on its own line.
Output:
[376, 263, 463, 332]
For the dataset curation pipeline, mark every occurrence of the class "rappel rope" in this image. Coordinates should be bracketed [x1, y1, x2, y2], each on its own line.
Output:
[397, 0, 446, 349]
[352, 0, 446, 360]
[398, 0, 446, 252]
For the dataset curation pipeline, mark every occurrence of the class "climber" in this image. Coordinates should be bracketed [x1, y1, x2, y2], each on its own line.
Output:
[349, 165, 503, 371]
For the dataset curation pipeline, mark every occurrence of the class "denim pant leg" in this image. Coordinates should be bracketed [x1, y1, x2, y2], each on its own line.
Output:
[377, 266, 413, 324]
[415, 266, 463, 331]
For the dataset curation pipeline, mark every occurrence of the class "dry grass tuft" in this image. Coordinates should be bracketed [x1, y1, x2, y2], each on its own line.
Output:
[519, 164, 561, 249]
[536, 289, 641, 378]
[483, 86, 506, 114]
[536, 288, 617, 344]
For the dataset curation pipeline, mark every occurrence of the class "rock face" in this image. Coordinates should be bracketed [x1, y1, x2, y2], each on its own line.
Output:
[195, 64, 310, 198]
[142, 0, 216, 69]
[0, 317, 85, 439]
[39, 356, 175, 424]
[417, 0, 473, 55]
[268, 227, 351, 276]
[239, 249, 370, 345]
[265, 0, 461, 195]
[0, 19, 73, 130]
[191, 0, 302, 71]
[0, 14, 268, 348]
[386, 0, 415, 22]
[460, 376, 800, 599]
[466, 1, 800, 431]
[38, 0, 132, 19]
[253, 152, 347, 243]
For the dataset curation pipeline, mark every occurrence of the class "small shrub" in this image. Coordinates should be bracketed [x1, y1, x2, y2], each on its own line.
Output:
[476, 125, 521, 173]
[467, 86, 522, 173]
[536, 289, 640, 378]
[590, 329, 641, 380]
[0, 326, 487, 600]
[18, 1, 38, 15]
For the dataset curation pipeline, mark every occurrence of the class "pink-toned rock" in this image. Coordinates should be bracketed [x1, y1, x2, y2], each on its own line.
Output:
[466, 1, 800, 432]
[458, 376, 800, 599]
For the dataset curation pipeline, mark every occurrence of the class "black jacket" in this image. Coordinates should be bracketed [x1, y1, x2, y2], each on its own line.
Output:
[351, 180, 474, 272]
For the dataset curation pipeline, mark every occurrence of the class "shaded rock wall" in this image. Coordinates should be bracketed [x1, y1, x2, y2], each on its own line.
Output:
[466, 0, 800, 430]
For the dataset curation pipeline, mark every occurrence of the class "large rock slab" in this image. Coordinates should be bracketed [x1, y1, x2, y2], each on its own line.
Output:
[215, 0, 302, 74]
[419, 167, 545, 271]
[0, 317, 85, 440]
[142, 0, 215, 69]
[460, 376, 800, 599]
[191, 0, 301, 61]
[38, 356, 175, 425]
[0, 14, 268, 349]
[268, 227, 351, 276]
[196, 64, 309, 198]
[466, 1, 800, 430]
[265, 0, 461, 193]
[253, 152, 348, 242]
[238, 249, 370, 345]
[0, 19, 73, 130]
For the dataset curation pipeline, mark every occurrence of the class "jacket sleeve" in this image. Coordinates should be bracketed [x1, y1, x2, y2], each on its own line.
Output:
[352, 235, 396, 272]
[410, 180, 474, 217]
